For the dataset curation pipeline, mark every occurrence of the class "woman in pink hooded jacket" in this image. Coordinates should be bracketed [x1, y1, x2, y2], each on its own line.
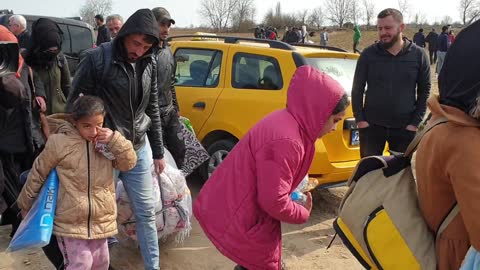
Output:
[193, 66, 349, 270]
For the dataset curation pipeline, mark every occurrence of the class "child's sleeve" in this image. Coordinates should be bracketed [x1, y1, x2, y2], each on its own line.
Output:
[108, 131, 137, 172]
[17, 136, 62, 211]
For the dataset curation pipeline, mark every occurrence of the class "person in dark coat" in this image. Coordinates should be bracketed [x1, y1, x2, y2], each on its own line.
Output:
[95, 14, 110, 45]
[24, 18, 71, 115]
[8, 15, 30, 51]
[413, 28, 426, 47]
[152, 7, 186, 169]
[425, 28, 439, 64]
[0, 25, 50, 264]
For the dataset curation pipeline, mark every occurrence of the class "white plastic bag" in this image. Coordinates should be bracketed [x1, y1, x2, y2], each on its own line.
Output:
[116, 150, 192, 243]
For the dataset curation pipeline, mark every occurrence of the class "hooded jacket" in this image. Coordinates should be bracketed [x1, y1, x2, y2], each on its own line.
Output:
[0, 25, 46, 155]
[25, 18, 71, 115]
[194, 66, 345, 270]
[416, 20, 480, 270]
[17, 114, 137, 239]
[68, 9, 165, 159]
[352, 38, 431, 128]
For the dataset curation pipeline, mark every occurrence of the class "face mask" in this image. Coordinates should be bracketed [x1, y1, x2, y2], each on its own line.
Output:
[37, 50, 58, 63]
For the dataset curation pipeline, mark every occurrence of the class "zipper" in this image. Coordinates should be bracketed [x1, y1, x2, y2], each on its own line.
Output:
[86, 141, 92, 238]
[363, 206, 385, 270]
[119, 62, 136, 145]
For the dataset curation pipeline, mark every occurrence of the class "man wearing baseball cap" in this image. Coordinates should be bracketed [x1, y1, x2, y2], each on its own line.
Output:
[152, 7, 186, 168]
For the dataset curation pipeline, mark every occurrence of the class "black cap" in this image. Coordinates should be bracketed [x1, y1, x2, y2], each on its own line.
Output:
[152, 7, 175, 25]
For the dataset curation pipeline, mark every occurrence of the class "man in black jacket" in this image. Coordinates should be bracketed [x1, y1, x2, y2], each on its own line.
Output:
[95, 14, 110, 45]
[425, 28, 438, 65]
[413, 28, 425, 47]
[152, 7, 185, 168]
[68, 9, 163, 270]
[352, 8, 431, 157]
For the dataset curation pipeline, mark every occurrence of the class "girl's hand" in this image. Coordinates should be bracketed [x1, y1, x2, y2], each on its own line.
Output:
[20, 210, 28, 218]
[303, 192, 313, 213]
[95, 127, 114, 144]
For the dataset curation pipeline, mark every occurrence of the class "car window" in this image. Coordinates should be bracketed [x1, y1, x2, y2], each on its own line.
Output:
[232, 53, 283, 90]
[305, 58, 357, 96]
[69, 25, 93, 56]
[58, 24, 72, 54]
[174, 48, 222, 87]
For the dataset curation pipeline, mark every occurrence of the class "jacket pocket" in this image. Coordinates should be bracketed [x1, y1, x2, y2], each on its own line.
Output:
[363, 206, 420, 270]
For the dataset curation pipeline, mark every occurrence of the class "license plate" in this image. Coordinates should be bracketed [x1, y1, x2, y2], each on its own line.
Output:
[350, 130, 360, 146]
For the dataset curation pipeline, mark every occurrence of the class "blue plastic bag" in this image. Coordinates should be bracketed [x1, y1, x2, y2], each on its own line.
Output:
[7, 169, 59, 252]
[460, 246, 480, 270]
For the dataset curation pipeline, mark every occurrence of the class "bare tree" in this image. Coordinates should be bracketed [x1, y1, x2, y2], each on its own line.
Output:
[350, 0, 363, 25]
[231, 0, 255, 31]
[297, 9, 309, 25]
[412, 12, 428, 26]
[441, 15, 453, 26]
[275, 2, 282, 18]
[199, 0, 239, 32]
[397, 0, 410, 16]
[362, 0, 375, 29]
[308, 7, 326, 31]
[79, 0, 112, 27]
[458, 0, 480, 25]
[326, 0, 353, 28]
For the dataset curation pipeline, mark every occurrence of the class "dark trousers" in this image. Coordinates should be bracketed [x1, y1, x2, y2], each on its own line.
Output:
[353, 41, 361, 53]
[429, 49, 437, 65]
[359, 125, 415, 158]
[161, 108, 186, 168]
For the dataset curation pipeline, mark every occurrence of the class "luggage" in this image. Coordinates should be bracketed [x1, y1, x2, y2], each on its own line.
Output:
[333, 118, 458, 270]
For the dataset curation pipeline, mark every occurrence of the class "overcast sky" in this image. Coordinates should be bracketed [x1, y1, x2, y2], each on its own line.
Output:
[4, 0, 461, 28]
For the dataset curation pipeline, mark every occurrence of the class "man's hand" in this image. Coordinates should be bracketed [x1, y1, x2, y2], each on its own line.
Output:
[154, 158, 166, 175]
[20, 210, 28, 219]
[406, 125, 418, 132]
[303, 192, 313, 213]
[35, 96, 47, 112]
[95, 127, 114, 144]
[357, 121, 370, 129]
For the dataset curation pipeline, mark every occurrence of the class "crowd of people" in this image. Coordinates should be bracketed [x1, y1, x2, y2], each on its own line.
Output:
[0, 5, 479, 270]
[413, 24, 456, 74]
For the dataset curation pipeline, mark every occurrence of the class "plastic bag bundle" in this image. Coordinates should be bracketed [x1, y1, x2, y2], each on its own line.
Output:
[7, 169, 59, 252]
[116, 150, 192, 243]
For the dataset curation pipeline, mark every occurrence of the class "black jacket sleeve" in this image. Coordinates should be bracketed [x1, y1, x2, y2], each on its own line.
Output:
[170, 60, 179, 112]
[60, 55, 71, 100]
[146, 58, 164, 159]
[351, 52, 369, 123]
[410, 49, 431, 127]
[67, 52, 97, 112]
[33, 70, 46, 98]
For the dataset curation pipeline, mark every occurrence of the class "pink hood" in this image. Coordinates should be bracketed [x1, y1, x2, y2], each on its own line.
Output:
[287, 65, 345, 142]
[194, 66, 345, 270]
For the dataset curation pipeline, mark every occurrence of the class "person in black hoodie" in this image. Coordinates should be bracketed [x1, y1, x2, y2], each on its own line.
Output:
[24, 18, 71, 115]
[352, 8, 431, 157]
[68, 9, 163, 270]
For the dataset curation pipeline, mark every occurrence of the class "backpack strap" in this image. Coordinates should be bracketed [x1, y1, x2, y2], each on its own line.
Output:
[404, 117, 449, 158]
[436, 203, 459, 242]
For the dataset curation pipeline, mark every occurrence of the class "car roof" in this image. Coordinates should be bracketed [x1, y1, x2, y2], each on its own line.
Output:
[169, 38, 358, 59]
[0, 14, 93, 29]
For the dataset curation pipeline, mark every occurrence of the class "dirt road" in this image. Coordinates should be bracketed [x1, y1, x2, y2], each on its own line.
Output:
[0, 178, 362, 270]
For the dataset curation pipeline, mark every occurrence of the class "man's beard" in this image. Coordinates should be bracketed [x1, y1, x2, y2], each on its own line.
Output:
[380, 31, 401, 49]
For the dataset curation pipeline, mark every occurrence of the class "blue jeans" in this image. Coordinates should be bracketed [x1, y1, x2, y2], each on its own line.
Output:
[116, 144, 159, 270]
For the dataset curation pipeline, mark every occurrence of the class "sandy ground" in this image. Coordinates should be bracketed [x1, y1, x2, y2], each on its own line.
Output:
[0, 176, 363, 270]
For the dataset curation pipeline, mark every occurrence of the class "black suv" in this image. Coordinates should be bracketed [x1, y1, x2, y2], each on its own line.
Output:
[0, 14, 96, 76]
